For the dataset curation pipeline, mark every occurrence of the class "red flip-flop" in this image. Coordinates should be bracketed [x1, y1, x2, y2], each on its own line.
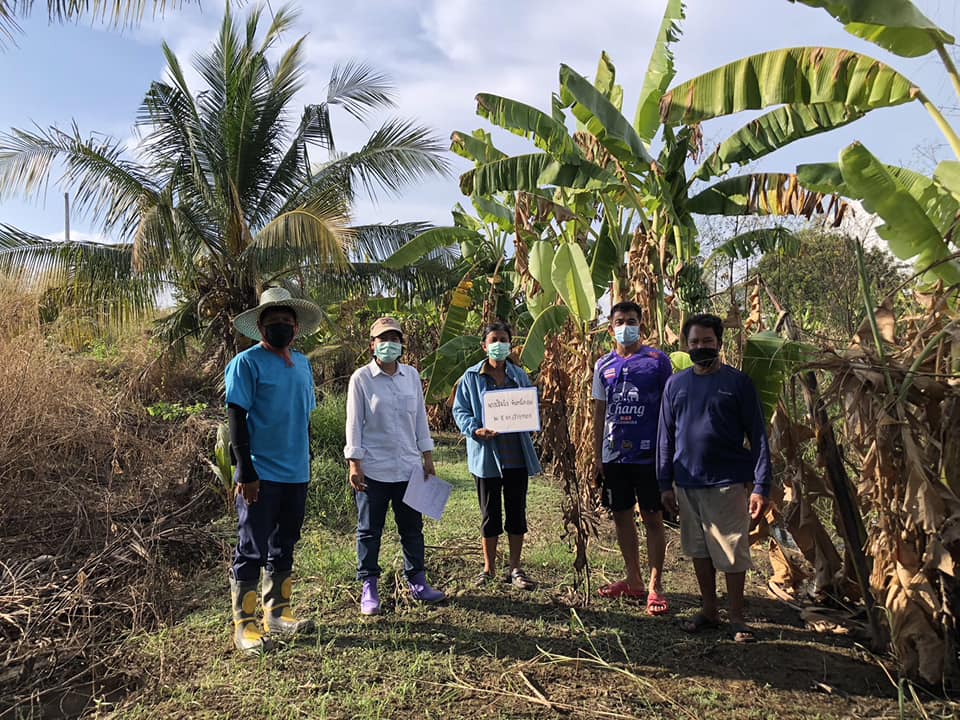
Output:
[646, 590, 670, 616]
[598, 580, 647, 599]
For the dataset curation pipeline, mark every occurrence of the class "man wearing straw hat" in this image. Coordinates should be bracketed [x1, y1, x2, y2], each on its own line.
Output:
[225, 286, 322, 654]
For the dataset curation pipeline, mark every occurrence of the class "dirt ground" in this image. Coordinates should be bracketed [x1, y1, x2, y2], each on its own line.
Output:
[103, 453, 960, 720]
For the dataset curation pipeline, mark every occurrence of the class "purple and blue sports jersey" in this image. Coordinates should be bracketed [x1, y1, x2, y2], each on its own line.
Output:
[592, 346, 672, 465]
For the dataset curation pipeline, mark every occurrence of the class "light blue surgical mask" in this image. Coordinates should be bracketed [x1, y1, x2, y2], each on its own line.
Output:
[374, 340, 402, 363]
[486, 341, 511, 361]
[614, 325, 640, 346]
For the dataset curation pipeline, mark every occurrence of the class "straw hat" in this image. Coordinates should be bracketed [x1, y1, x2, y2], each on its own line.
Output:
[233, 287, 323, 341]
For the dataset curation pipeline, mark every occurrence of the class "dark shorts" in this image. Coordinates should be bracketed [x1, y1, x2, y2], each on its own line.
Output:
[475, 467, 529, 537]
[600, 462, 662, 513]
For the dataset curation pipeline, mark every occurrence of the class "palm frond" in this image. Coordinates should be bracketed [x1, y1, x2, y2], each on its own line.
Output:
[302, 258, 459, 304]
[0, 123, 157, 237]
[0, 1, 199, 47]
[0, 223, 162, 323]
[348, 222, 446, 262]
[250, 181, 352, 273]
[321, 119, 449, 202]
[326, 61, 396, 122]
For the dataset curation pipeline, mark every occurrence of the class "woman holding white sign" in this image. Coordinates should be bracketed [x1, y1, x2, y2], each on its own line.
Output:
[453, 321, 542, 590]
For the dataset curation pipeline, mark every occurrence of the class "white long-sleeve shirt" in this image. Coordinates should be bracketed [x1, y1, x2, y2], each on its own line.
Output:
[344, 360, 435, 483]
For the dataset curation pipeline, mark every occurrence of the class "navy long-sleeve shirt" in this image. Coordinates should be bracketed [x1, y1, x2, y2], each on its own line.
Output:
[656, 365, 772, 497]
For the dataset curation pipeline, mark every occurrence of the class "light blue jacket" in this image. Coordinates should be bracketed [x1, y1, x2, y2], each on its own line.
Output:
[452, 359, 543, 479]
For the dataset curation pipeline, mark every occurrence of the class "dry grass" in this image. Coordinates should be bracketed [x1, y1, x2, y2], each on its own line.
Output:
[0, 287, 226, 718]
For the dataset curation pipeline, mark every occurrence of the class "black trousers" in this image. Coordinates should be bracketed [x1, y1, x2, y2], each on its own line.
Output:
[475, 467, 529, 538]
[232, 479, 308, 582]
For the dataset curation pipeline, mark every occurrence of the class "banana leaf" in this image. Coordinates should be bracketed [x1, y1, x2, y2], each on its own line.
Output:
[801, 160, 960, 237]
[460, 153, 619, 197]
[437, 276, 476, 348]
[450, 129, 507, 165]
[796, 162, 849, 194]
[694, 103, 866, 181]
[669, 350, 693, 372]
[839, 142, 960, 288]
[471, 195, 514, 232]
[422, 335, 485, 403]
[551, 242, 597, 323]
[383, 226, 479, 269]
[711, 227, 800, 260]
[592, 51, 624, 112]
[589, 217, 621, 296]
[660, 46, 918, 127]
[688, 173, 838, 218]
[742, 331, 814, 424]
[787, 0, 954, 58]
[634, 0, 685, 142]
[475, 93, 580, 161]
[559, 64, 653, 167]
[520, 305, 570, 371]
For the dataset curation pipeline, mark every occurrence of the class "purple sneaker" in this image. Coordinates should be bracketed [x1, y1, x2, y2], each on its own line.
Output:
[408, 571, 445, 603]
[360, 578, 381, 616]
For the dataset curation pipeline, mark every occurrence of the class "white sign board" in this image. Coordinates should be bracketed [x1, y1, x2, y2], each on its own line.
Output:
[481, 387, 541, 434]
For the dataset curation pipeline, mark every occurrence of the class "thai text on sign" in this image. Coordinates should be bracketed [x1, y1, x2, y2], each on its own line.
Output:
[481, 387, 541, 433]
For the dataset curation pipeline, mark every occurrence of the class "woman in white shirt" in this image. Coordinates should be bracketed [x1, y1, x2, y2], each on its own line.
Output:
[344, 316, 445, 615]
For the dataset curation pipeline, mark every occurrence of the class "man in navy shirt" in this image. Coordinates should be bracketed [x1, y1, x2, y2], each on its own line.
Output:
[592, 301, 673, 615]
[225, 287, 321, 654]
[657, 313, 772, 642]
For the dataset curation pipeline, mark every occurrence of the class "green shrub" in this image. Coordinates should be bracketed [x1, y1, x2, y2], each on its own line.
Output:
[307, 456, 354, 530]
[310, 392, 346, 458]
[308, 393, 353, 529]
[146, 401, 208, 421]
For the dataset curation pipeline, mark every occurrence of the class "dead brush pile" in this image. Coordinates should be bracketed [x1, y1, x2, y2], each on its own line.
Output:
[0, 295, 226, 717]
[811, 292, 960, 687]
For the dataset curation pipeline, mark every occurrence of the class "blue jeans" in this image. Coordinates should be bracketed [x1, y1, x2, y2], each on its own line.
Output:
[232, 479, 308, 582]
[355, 477, 424, 581]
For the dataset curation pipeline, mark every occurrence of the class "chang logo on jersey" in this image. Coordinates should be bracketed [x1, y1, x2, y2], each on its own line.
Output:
[611, 380, 648, 417]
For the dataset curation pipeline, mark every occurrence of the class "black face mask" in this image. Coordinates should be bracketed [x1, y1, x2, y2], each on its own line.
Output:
[263, 323, 295, 349]
[688, 347, 719, 367]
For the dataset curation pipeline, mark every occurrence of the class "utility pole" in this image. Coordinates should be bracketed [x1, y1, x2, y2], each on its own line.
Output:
[64, 192, 70, 241]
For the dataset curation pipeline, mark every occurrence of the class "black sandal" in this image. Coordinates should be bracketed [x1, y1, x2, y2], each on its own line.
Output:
[729, 622, 756, 643]
[679, 613, 720, 634]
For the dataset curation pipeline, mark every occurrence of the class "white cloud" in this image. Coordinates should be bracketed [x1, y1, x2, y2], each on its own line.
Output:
[8, 0, 955, 244]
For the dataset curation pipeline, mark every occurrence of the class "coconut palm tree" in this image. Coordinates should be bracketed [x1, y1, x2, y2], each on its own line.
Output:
[0, 3, 449, 363]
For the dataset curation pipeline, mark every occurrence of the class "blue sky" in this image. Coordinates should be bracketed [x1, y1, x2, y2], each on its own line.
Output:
[1, 0, 959, 244]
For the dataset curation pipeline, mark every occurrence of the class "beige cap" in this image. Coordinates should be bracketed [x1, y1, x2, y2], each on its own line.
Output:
[370, 316, 403, 339]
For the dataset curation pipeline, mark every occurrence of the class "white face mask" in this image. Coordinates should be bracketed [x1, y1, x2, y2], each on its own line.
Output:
[486, 341, 511, 361]
[374, 340, 402, 362]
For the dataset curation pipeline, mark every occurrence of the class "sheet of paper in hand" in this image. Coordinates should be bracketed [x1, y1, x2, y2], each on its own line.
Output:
[403, 466, 453, 521]
[481, 386, 540, 433]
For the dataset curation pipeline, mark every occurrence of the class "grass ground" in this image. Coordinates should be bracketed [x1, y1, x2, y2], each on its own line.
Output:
[108, 441, 956, 720]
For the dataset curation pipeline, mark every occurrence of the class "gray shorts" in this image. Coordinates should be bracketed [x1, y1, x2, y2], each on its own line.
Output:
[677, 484, 752, 573]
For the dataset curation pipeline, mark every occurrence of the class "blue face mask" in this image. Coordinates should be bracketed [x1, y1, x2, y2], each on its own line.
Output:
[614, 325, 640, 345]
[374, 341, 402, 362]
[486, 341, 511, 361]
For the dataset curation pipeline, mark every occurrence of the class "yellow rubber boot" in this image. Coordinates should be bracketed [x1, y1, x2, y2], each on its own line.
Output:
[262, 570, 315, 636]
[230, 577, 274, 655]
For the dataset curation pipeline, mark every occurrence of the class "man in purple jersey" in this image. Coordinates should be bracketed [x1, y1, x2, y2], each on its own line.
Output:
[592, 301, 673, 615]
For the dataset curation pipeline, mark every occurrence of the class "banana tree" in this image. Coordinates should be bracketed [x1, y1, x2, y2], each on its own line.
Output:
[780, 0, 960, 684]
